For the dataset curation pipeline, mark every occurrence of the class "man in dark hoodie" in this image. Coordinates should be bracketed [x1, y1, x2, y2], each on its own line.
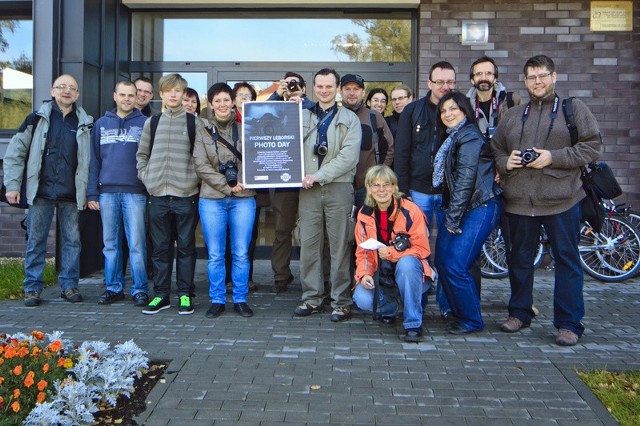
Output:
[88, 80, 150, 307]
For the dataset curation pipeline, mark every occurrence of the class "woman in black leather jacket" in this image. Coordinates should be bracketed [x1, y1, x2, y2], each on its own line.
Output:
[433, 91, 503, 335]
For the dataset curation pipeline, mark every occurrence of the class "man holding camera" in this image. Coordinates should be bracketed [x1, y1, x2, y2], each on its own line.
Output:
[267, 72, 314, 293]
[295, 68, 361, 322]
[492, 55, 601, 346]
[136, 73, 203, 315]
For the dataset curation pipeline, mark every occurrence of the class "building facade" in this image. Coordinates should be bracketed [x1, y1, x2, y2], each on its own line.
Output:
[1, 0, 639, 268]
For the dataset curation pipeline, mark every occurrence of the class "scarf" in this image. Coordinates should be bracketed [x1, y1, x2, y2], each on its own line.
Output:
[432, 118, 467, 189]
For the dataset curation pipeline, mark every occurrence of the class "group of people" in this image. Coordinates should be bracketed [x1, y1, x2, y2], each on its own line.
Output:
[3, 53, 602, 346]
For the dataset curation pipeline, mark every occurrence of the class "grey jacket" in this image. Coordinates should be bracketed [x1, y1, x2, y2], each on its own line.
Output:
[3, 100, 93, 209]
[301, 105, 361, 184]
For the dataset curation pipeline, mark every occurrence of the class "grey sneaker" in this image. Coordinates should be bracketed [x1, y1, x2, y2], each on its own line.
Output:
[330, 306, 351, 322]
[24, 291, 41, 307]
[61, 288, 83, 303]
[556, 329, 579, 346]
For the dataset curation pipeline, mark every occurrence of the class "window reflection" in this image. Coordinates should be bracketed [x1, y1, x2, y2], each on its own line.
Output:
[0, 20, 33, 130]
[132, 13, 411, 63]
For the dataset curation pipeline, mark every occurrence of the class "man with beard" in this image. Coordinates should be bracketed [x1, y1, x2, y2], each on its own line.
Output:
[465, 56, 522, 294]
[492, 55, 601, 346]
[339, 73, 394, 208]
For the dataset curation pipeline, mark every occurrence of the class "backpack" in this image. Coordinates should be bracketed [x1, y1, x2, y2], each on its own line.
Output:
[148, 112, 196, 155]
[368, 110, 382, 164]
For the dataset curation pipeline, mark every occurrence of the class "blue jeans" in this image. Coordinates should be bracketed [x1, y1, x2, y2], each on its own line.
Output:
[99, 193, 148, 296]
[507, 202, 584, 336]
[199, 196, 256, 304]
[435, 199, 502, 331]
[352, 256, 430, 330]
[148, 195, 198, 298]
[23, 198, 80, 293]
[410, 190, 449, 314]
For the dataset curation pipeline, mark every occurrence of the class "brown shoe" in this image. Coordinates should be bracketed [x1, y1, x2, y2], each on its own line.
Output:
[248, 281, 259, 292]
[556, 329, 579, 346]
[500, 316, 529, 333]
[274, 275, 293, 293]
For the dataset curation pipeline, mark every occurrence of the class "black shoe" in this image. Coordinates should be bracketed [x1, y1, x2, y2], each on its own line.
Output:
[447, 322, 481, 335]
[178, 295, 194, 315]
[132, 293, 149, 307]
[206, 303, 226, 318]
[61, 287, 83, 303]
[142, 297, 170, 314]
[24, 291, 41, 307]
[404, 328, 423, 343]
[274, 275, 293, 293]
[233, 302, 254, 317]
[294, 303, 323, 316]
[382, 315, 397, 326]
[98, 290, 125, 305]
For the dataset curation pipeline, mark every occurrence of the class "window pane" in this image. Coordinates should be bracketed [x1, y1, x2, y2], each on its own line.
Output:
[0, 19, 33, 130]
[132, 13, 411, 63]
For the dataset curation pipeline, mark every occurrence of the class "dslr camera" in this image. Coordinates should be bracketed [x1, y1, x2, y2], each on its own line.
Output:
[520, 148, 540, 165]
[287, 80, 301, 93]
[314, 143, 328, 156]
[219, 161, 239, 187]
[392, 234, 411, 252]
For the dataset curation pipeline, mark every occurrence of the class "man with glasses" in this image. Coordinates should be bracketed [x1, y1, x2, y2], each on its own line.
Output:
[4, 74, 94, 306]
[393, 61, 456, 317]
[492, 55, 601, 346]
[386, 84, 414, 138]
[134, 77, 157, 117]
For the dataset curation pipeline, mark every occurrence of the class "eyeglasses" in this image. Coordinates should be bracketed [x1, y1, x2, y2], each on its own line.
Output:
[525, 72, 552, 83]
[391, 95, 409, 102]
[429, 79, 456, 88]
[54, 84, 78, 93]
[370, 182, 393, 190]
[236, 93, 253, 100]
[473, 71, 494, 78]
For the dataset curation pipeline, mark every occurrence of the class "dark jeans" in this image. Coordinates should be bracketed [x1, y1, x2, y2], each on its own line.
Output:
[148, 195, 198, 298]
[506, 202, 584, 336]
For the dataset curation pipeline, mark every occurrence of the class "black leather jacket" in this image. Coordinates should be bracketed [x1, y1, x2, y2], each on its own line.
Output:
[442, 122, 502, 232]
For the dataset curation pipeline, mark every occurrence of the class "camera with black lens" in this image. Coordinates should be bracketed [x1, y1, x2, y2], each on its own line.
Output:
[287, 80, 301, 93]
[520, 148, 540, 165]
[219, 161, 239, 187]
[314, 143, 328, 156]
[392, 234, 411, 252]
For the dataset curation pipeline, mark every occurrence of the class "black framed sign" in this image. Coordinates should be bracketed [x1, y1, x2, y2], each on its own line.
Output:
[242, 101, 304, 188]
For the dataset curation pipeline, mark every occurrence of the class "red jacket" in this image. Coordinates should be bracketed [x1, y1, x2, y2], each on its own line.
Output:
[354, 197, 434, 283]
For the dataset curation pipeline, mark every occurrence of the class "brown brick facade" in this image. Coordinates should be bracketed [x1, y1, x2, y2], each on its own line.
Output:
[419, 0, 640, 204]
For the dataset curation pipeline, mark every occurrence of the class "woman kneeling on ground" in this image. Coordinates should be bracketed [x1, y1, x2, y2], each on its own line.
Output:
[352, 165, 435, 343]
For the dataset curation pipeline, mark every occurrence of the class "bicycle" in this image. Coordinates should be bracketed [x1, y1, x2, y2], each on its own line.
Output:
[480, 226, 546, 279]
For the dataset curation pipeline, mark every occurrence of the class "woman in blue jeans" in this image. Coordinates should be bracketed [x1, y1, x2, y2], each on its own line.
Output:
[193, 82, 256, 319]
[433, 91, 503, 334]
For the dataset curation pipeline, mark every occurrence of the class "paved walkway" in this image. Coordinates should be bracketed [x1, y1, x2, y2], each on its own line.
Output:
[1, 259, 638, 425]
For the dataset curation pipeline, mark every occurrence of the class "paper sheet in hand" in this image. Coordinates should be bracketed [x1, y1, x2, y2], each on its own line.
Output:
[359, 238, 386, 250]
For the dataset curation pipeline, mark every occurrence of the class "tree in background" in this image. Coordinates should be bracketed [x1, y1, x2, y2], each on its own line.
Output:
[331, 19, 411, 62]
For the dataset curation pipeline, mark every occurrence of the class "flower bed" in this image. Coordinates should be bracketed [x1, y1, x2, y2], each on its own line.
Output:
[0, 331, 149, 425]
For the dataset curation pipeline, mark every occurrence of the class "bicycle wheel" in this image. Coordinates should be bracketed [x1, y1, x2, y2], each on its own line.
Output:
[579, 216, 640, 282]
[480, 228, 509, 279]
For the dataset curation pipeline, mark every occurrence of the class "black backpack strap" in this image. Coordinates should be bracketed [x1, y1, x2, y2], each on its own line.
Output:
[369, 110, 380, 164]
[148, 113, 162, 154]
[506, 92, 514, 109]
[562, 97, 578, 146]
[186, 112, 196, 154]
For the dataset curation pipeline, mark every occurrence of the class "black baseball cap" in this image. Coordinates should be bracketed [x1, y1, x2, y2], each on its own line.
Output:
[340, 74, 365, 88]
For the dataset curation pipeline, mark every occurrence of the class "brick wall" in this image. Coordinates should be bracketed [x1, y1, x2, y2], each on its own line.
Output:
[0, 164, 57, 258]
[419, 0, 640, 204]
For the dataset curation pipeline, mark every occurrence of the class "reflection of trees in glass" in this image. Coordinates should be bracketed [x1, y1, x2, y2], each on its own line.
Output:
[1, 20, 32, 129]
[331, 19, 411, 62]
[11, 52, 32, 74]
[0, 20, 18, 52]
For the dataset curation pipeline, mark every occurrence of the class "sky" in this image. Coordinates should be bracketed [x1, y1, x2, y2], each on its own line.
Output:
[0, 20, 33, 64]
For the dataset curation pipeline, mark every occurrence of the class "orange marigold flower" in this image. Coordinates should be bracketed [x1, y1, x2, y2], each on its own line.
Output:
[13, 388, 20, 398]
[32, 330, 45, 340]
[13, 365, 22, 375]
[0, 345, 4, 354]
[43, 363, 50, 373]
[4, 346, 16, 359]
[24, 373, 35, 388]
[48, 340, 62, 353]
[37, 379, 47, 391]
[0, 395, 3, 408]
[11, 401, 20, 413]
[37, 392, 46, 403]
[57, 357, 65, 367]
[31, 346, 42, 357]
[0, 358, 4, 365]
[0, 377, 4, 384]
[18, 347, 29, 357]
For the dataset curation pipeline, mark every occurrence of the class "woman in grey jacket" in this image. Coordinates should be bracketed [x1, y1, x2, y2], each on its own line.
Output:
[193, 83, 256, 319]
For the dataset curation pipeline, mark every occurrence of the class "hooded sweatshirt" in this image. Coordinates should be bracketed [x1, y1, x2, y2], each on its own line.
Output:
[88, 108, 148, 201]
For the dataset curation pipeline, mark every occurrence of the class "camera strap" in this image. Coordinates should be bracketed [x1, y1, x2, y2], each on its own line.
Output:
[518, 94, 559, 150]
[303, 109, 335, 142]
[206, 124, 243, 161]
